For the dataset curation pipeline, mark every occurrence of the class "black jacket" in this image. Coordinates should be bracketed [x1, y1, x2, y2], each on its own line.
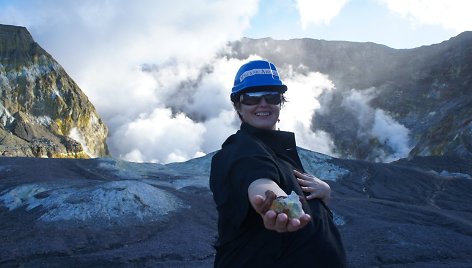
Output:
[210, 123, 346, 267]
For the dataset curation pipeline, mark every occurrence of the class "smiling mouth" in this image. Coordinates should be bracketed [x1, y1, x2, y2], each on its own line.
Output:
[255, 112, 271, 116]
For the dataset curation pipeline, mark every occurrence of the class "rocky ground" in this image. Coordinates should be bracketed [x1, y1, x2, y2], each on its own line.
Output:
[0, 153, 471, 267]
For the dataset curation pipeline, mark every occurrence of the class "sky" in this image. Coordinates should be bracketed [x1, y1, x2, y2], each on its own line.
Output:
[1, 0, 471, 163]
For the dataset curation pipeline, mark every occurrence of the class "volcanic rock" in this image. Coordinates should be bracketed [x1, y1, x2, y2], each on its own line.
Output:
[0, 24, 108, 158]
[227, 33, 472, 161]
[0, 150, 471, 267]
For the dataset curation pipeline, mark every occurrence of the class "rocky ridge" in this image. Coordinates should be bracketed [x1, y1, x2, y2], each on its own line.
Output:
[227, 33, 472, 161]
[0, 24, 108, 158]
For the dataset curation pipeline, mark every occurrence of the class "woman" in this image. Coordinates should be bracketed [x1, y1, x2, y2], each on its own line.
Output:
[210, 60, 346, 267]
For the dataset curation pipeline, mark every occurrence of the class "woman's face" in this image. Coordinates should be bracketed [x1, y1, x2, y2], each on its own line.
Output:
[236, 93, 281, 130]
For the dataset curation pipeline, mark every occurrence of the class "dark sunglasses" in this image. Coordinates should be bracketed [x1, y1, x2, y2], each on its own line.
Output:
[239, 91, 282, 105]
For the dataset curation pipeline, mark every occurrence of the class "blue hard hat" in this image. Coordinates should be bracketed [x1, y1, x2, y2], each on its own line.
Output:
[231, 60, 287, 102]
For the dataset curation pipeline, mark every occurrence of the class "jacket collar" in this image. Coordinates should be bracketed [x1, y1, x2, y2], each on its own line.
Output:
[240, 123, 297, 152]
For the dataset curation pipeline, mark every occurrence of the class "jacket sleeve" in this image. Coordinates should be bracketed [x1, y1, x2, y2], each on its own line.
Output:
[225, 155, 281, 229]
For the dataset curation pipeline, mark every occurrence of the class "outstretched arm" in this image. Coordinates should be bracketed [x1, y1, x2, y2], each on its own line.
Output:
[248, 178, 311, 232]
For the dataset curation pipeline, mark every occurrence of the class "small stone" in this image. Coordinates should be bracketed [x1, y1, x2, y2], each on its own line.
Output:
[269, 191, 304, 219]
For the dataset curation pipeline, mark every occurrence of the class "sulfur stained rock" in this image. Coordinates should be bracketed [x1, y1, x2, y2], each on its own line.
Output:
[0, 24, 108, 158]
[267, 190, 304, 219]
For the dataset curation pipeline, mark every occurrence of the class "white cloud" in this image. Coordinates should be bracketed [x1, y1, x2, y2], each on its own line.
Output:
[111, 108, 206, 163]
[0, 0, 259, 163]
[340, 88, 411, 162]
[341, 88, 376, 130]
[105, 56, 251, 163]
[201, 110, 239, 153]
[69, 127, 93, 157]
[379, 0, 472, 32]
[279, 69, 337, 156]
[295, 0, 349, 29]
[3, 0, 441, 163]
[372, 109, 411, 162]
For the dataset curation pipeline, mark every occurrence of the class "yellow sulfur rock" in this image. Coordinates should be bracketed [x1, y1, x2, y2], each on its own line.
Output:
[270, 191, 304, 219]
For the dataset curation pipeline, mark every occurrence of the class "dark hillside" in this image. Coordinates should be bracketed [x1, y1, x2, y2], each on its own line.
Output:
[227, 33, 472, 160]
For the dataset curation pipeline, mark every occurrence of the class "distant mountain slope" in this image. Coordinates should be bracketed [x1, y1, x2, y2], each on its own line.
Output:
[227, 33, 472, 161]
[0, 24, 108, 158]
